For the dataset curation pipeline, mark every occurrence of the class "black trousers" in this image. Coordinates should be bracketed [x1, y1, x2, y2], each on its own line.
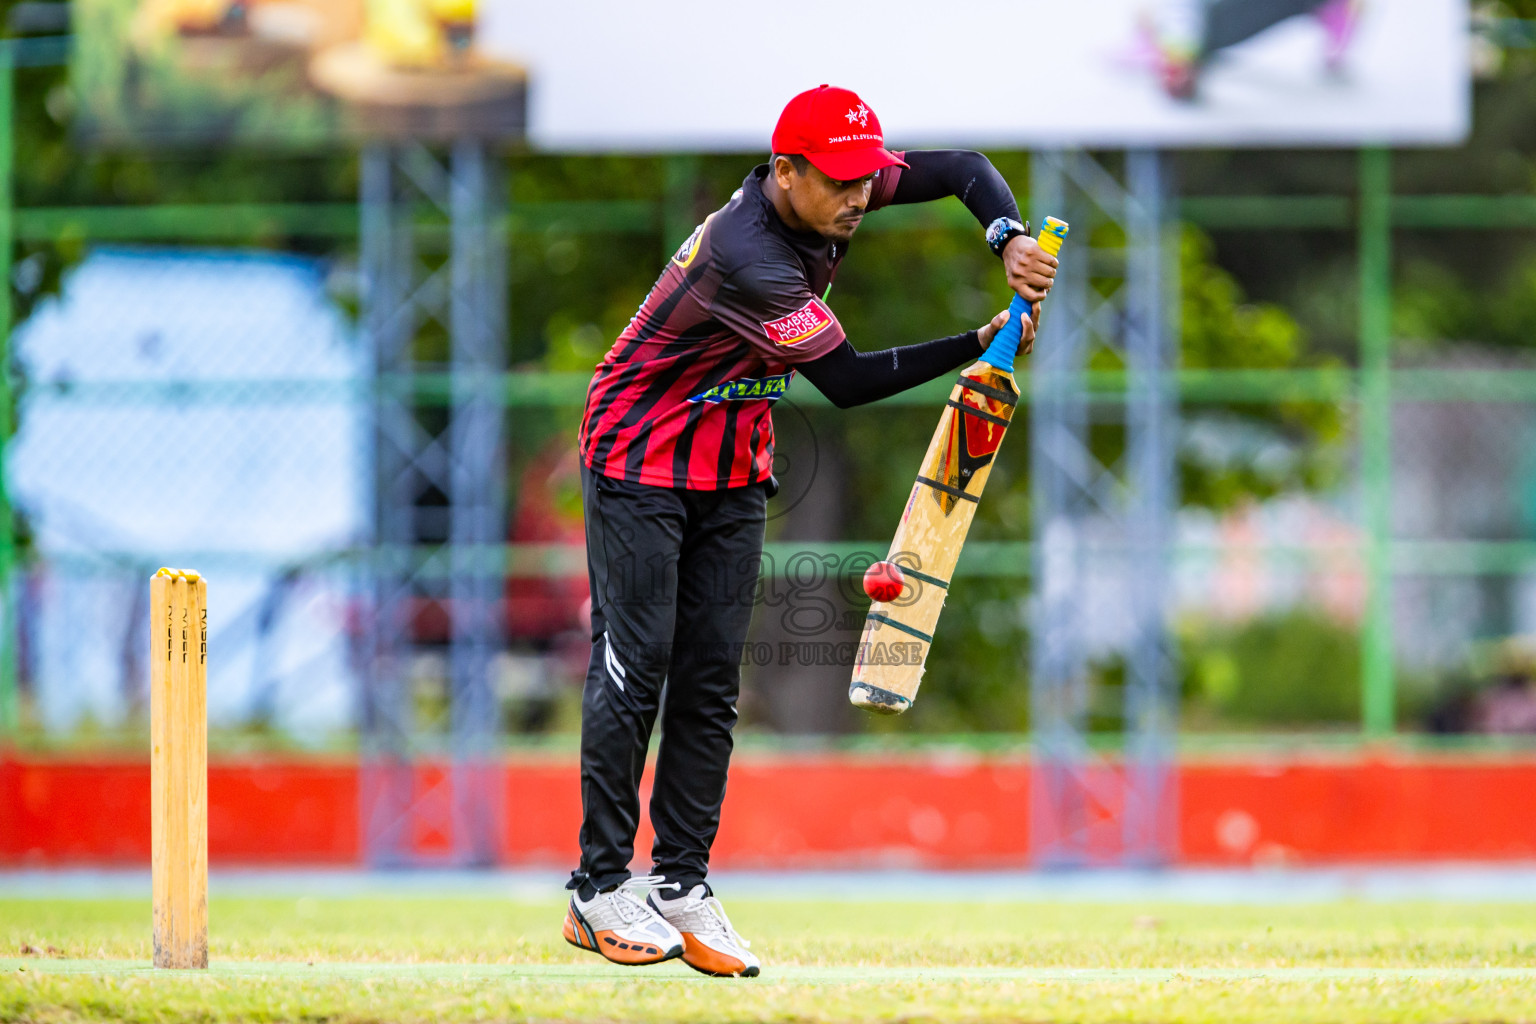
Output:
[1201, 0, 1329, 56]
[568, 465, 765, 896]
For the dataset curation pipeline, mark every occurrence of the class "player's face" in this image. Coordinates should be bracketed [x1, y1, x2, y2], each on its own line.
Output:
[788, 164, 875, 241]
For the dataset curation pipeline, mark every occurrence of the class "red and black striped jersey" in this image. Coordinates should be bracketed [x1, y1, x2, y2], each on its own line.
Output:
[579, 160, 904, 490]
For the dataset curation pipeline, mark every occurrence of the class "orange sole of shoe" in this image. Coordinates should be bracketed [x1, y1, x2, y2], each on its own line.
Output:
[563, 907, 681, 967]
[679, 933, 759, 978]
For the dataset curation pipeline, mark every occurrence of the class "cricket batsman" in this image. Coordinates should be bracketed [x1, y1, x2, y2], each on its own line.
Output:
[565, 85, 1057, 977]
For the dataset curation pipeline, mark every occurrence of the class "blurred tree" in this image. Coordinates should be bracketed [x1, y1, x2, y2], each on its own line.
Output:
[1181, 610, 1361, 726]
[1395, 254, 1536, 351]
[1178, 226, 1346, 508]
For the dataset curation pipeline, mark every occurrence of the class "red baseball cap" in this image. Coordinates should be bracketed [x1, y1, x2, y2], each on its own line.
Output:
[771, 85, 908, 181]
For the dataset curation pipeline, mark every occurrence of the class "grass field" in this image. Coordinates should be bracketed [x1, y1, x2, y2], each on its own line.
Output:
[6, 895, 1536, 1022]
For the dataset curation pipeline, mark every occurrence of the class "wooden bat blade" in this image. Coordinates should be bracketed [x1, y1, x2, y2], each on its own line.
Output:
[848, 363, 1018, 714]
[850, 214, 1068, 716]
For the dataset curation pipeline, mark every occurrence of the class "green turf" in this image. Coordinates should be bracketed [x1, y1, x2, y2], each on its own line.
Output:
[5, 896, 1536, 1022]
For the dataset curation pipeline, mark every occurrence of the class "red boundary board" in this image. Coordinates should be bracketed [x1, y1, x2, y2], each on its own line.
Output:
[4, 754, 1536, 867]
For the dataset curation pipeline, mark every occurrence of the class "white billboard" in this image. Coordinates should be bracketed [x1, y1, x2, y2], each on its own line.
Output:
[483, 0, 1469, 150]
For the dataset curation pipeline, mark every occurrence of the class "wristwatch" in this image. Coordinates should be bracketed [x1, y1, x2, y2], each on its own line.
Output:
[986, 217, 1030, 258]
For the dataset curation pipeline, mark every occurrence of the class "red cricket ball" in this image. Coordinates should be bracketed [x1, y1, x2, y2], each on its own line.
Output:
[863, 560, 906, 603]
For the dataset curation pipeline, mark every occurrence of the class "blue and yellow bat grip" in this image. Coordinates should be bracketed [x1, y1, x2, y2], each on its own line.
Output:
[979, 216, 1069, 374]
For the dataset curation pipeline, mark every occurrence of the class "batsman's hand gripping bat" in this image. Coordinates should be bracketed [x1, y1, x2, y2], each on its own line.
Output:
[849, 216, 1069, 715]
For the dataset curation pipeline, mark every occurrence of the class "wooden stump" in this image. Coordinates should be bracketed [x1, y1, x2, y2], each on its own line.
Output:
[150, 569, 208, 970]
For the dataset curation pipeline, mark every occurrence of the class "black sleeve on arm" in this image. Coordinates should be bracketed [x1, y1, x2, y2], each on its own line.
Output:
[798, 332, 983, 409]
[889, 150, 1020, 228]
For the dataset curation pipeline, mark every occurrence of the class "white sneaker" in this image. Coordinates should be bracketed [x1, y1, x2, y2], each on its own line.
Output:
[563, 875, 685, 966]
[649, 883, 760, 977]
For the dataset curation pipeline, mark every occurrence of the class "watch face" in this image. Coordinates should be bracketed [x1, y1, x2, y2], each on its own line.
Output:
[987, 218, 1021, 252]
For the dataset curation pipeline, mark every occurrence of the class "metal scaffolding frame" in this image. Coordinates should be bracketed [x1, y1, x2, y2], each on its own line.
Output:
[358, 142, 507, 868]
[1029, 150, 1180, 866]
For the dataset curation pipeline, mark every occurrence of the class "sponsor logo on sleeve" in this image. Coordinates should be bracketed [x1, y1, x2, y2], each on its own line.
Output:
[687, 371, 794, 404]
[761, 298, 836, 347]
[671, 216, 709, 269]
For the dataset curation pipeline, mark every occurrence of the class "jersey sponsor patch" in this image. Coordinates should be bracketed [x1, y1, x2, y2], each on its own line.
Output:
[761, 298, 835, 347]
[687, 371, 793, 404]
[672, 218, 707, 269]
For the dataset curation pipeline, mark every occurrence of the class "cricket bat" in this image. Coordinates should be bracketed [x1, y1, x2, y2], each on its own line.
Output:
[849, 216, 1069, 715]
